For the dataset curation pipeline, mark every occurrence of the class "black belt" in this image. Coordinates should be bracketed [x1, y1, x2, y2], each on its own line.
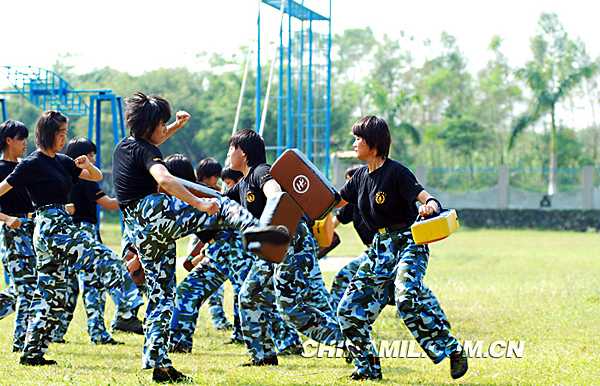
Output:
[377, 223, 408, 234]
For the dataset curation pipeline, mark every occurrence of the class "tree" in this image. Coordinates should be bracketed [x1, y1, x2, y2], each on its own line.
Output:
[509, 13, 598, 195]
[475, 36, 522, 165]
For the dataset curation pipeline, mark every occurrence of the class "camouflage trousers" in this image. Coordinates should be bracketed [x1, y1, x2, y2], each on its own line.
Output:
[170, 230, 299, 353]
[337, 229, 461, 378]
[52, 222, 144, 343]
[239, 222, 340, 361]
[0, 220, 37, 351]
[239, 258, 302, 361]
[21, 206, 125, 360]
[329, 252, 368, 311]
[208, 285, 231, 330]
[170, 230, 245, 350]
[0, 257, 16, 319]
[273, 222, 342, 345]
[122, 193, 259, 369]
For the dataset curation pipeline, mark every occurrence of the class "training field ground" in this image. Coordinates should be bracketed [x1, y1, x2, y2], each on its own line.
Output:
[1, 225, 599, 385]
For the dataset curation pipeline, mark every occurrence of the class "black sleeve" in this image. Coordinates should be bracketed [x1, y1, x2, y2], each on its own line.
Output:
[6, 158, 33, 187]
[139, 142, 165, 171]
[340, 172, 358, 204]
[253, 164, 273, 190]
[396, 165, 424, 203]
[225, 182, 241, 203]
[86, 181, 106, 202]
[336, 203, 354, 225]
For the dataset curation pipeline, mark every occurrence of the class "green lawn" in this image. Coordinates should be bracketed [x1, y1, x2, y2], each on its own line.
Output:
[1, 225, 599, 385]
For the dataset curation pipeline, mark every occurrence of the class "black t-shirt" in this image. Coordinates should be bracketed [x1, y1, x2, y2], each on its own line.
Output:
[337, 202, 375, 246]
[6, 151, 82, 208]
[113, 137, 165, 205]
[226, 164, 273, 218]
[0, 160, 34, 215]
[70, 180, 106, 224]
[340, 159, 423, 230]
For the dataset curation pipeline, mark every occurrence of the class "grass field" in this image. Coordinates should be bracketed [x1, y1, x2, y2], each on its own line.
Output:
[1, 225, 599, 385]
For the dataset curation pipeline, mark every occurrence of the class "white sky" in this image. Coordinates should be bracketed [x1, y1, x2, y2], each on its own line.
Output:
[1, 0, 599, 126]
[1, 0, 598, 73]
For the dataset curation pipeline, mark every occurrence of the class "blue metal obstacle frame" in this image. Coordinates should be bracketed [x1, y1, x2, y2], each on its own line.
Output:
[256, 0, 332, 177]
[0, 66, 126, 229]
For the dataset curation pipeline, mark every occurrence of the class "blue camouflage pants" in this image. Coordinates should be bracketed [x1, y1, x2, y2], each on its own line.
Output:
[239, 257, 302, 362]
[123, 193, 260, 369]
[337, 229, 461, 378]
[21, 206, 124, 360]
[170, 231, 245, 350]
[0, 220, 36, 351]
[51, 266, 79, 341]
[0, 258, 17, 319]
[273, 222, 342, 345]
[170, 230, 299, 353]
[208, 285, 231, 329]
[53, 223, 145, 342]
[239, 222, 340, 361]
[330, 252, 369, 311]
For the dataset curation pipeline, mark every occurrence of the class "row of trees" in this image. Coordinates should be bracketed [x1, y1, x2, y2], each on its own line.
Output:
[4, 13, 599, 193]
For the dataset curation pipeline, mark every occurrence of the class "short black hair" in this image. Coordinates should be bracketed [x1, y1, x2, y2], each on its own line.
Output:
[345, 165, 362, 179]
[125, 92, 171, 140]
[164, 153, 196, 183]
[351, 115, 391, 158]
[36, 111, 68, 150]
[0, 120, 28, 151]
[196, 157, 222, 181]
[221, 167, 243, 183]
[63, 137, 97, 159]
[228, 129, 266, 167]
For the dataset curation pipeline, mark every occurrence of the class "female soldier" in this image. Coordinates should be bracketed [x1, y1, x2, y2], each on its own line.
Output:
[0, 111, 125, 366]
[228, 129, 340, 366]
[0, 120, 36, 352]
[337, 116, 467, 380]
[61, 137, 144, 343]
[112, 92, 288, 383]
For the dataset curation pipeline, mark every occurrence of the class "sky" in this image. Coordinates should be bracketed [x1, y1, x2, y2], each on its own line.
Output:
[1, 0, 598, 74]
[1, 0, 599, 126]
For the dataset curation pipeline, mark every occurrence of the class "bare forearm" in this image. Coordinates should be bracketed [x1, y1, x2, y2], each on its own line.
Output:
[160, 176, 204, 207]
[80, 165, 103, 182]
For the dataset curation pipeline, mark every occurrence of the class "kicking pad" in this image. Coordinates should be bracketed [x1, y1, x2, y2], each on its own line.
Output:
[245, 192, 303, 263]
[411, 209, 459, 245]
[271, 149, 340, 220]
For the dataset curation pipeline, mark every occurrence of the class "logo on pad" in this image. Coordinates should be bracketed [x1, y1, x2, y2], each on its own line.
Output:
[292, 175, 310, 194]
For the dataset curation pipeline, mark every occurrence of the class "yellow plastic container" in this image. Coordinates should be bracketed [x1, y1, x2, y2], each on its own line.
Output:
[312, 213, 335, 247]
[411, 209, 459, 245]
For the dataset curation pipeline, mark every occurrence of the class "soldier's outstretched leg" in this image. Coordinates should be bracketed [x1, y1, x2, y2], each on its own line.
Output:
[329, 252, 368, 311]
[169, 260, 228, 352]
[79, 269, 121, 344]
[274, 222, 342, 346]
[208, 284, 232, 330]
[110, 271, 144, 335]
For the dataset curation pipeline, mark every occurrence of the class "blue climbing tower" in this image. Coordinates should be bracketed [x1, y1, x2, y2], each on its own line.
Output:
[256, 0, 332, 177]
